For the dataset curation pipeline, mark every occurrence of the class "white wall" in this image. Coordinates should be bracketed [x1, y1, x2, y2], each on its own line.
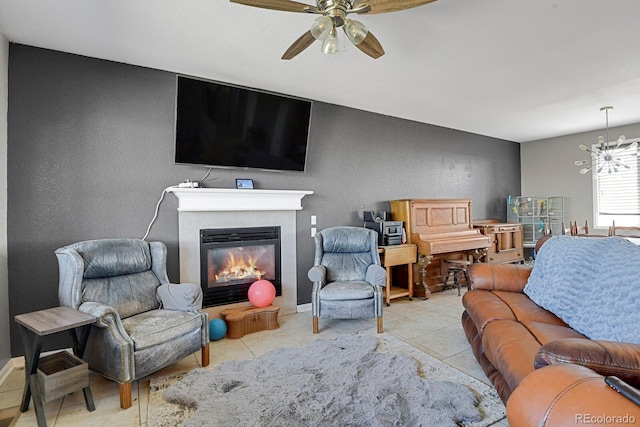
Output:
[0, 33, 9, 367]
[521, 122, 640, 234]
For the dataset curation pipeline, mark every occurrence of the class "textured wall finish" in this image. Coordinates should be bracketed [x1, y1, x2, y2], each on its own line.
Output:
[0, 34, 9, 369]
[7, 44, 521, 356]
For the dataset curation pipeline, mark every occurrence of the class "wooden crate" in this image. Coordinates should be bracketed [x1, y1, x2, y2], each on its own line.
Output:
[220, 305, 280, 339]
[37, 351, 88, 402]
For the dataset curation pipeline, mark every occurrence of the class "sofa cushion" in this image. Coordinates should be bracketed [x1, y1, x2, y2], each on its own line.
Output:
[462, 311, 513, 403]
[481, 320, 542, 391]
[521, 321, 586, 344]
[463, 290, 567, 335]
[535, 338, 640, 386]
[71, 239, 152, 279]
[121, 309, 203, 351]
[319, 281, 374, 301]
[506, 364, 640, 427]
[480, 319, 586, 393]
[82, 270, 161, 319]
[322, 254, 373, 282]
[462, 291, 516, 334]
[493, 291, 568, 326]
[469, 263, 532, 292]
[320, 227, 375, 254]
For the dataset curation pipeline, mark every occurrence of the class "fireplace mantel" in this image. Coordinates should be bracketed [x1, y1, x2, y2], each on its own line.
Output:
[167, 188, 313, 212]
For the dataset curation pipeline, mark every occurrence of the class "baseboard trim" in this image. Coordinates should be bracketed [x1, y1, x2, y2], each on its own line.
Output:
[0, 360, 11, 386]
[297, 303, 311, 313]
[0, 356, 21, 386]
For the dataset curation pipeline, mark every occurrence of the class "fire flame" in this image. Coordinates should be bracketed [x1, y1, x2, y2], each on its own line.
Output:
[215, 252, 265, 283]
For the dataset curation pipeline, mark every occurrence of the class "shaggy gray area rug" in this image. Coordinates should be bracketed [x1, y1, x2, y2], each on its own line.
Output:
[161, 335, 488, 426]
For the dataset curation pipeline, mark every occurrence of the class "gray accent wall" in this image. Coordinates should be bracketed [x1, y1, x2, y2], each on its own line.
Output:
[0, 34, 9, 368]
[7, 44, 521, 356]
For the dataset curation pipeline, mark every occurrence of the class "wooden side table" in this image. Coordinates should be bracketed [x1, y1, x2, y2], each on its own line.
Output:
[220, 305, 280, 339]
[379, 244, 417, 306]
[14, 306, 96, 427]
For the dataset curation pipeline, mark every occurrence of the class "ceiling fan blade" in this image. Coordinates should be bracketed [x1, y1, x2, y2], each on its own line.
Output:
[358, 0, 437, 14]
[230, 0, 312, 13]
[354, 31, 385, 59]
[282, 31, 317, 60]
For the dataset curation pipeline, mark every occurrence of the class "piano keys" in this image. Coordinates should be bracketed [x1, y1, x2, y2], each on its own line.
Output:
[390, 199, 491, 294]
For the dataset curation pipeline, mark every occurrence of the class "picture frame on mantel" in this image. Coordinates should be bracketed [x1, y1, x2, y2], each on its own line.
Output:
[236, 179, 254, 189]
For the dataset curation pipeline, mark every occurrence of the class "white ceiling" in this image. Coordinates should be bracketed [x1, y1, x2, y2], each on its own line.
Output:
[0, 0, 639, 143]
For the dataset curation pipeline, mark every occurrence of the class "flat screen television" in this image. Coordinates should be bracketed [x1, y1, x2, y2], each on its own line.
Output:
[174, 76, 312, 172]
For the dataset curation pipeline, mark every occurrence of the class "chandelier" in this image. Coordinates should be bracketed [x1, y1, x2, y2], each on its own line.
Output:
[575, 106, 637, 175]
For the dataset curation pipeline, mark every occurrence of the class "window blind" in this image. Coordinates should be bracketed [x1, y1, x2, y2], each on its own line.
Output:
[594, 138, 640, 227]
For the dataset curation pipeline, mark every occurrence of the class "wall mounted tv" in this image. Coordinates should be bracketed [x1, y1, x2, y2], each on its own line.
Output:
[175, 75, 312, 172]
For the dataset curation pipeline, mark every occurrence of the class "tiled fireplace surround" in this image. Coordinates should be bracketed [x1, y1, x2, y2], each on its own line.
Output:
[167, 188, 313, 318]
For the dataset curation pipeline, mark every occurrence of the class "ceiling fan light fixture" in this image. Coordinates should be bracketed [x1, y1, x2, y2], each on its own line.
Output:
[321, 26, 340, 54]
[310, 16, 332, 40]
[232, 0, 438, 59]
[343, 18, 368, 45]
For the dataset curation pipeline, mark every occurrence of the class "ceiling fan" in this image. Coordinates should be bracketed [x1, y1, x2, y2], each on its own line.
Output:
[230, 0, 438, 60]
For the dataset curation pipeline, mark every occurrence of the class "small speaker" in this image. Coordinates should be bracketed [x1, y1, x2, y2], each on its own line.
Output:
[364, 211, 376, 222]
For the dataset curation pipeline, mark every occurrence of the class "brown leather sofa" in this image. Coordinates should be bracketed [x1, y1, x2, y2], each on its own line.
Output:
[462, 263, 640, 426]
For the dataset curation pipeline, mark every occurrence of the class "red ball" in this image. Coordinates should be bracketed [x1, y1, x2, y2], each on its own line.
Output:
[248, 280, 276, 308]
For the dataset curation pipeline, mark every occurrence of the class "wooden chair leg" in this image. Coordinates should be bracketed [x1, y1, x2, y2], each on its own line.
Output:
[377, 317, 383, 334]
[201, 345, 210, 367]
[463, 270, 471, 294]
[313, 317, 319, 334]
[119, 382, 132, 409]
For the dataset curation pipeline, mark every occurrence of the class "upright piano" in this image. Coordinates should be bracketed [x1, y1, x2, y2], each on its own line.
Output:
[390, 199, 491, 294]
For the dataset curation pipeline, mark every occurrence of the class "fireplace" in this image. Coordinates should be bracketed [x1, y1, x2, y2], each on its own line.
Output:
[169, 187, 312, 316]
[200, 226, 282, 307]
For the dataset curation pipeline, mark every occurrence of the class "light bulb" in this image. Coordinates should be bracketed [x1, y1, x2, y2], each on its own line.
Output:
[343, 19, 368, 45]
[321, 27, 340, 54]
[310, 16, 332, 40]
[575, 160, 588, 166]
[580, 168, 591, 175]
[579, 144, 590, 151]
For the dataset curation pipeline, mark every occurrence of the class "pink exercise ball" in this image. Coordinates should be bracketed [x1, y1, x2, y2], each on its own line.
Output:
[248, 280, 276, 307]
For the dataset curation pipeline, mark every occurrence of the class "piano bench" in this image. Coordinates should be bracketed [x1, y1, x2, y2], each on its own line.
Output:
[443, 259, 471, 296]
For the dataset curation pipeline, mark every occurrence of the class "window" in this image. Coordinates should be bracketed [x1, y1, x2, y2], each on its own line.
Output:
[593, 138, 640, 228]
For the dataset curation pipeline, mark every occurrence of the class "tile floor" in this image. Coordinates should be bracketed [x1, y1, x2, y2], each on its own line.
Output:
[0, 289, 509, 426]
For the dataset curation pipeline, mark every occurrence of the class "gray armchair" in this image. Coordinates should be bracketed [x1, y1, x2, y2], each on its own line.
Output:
[308, 226, 385, 334]
[55, 239, 209, 409]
